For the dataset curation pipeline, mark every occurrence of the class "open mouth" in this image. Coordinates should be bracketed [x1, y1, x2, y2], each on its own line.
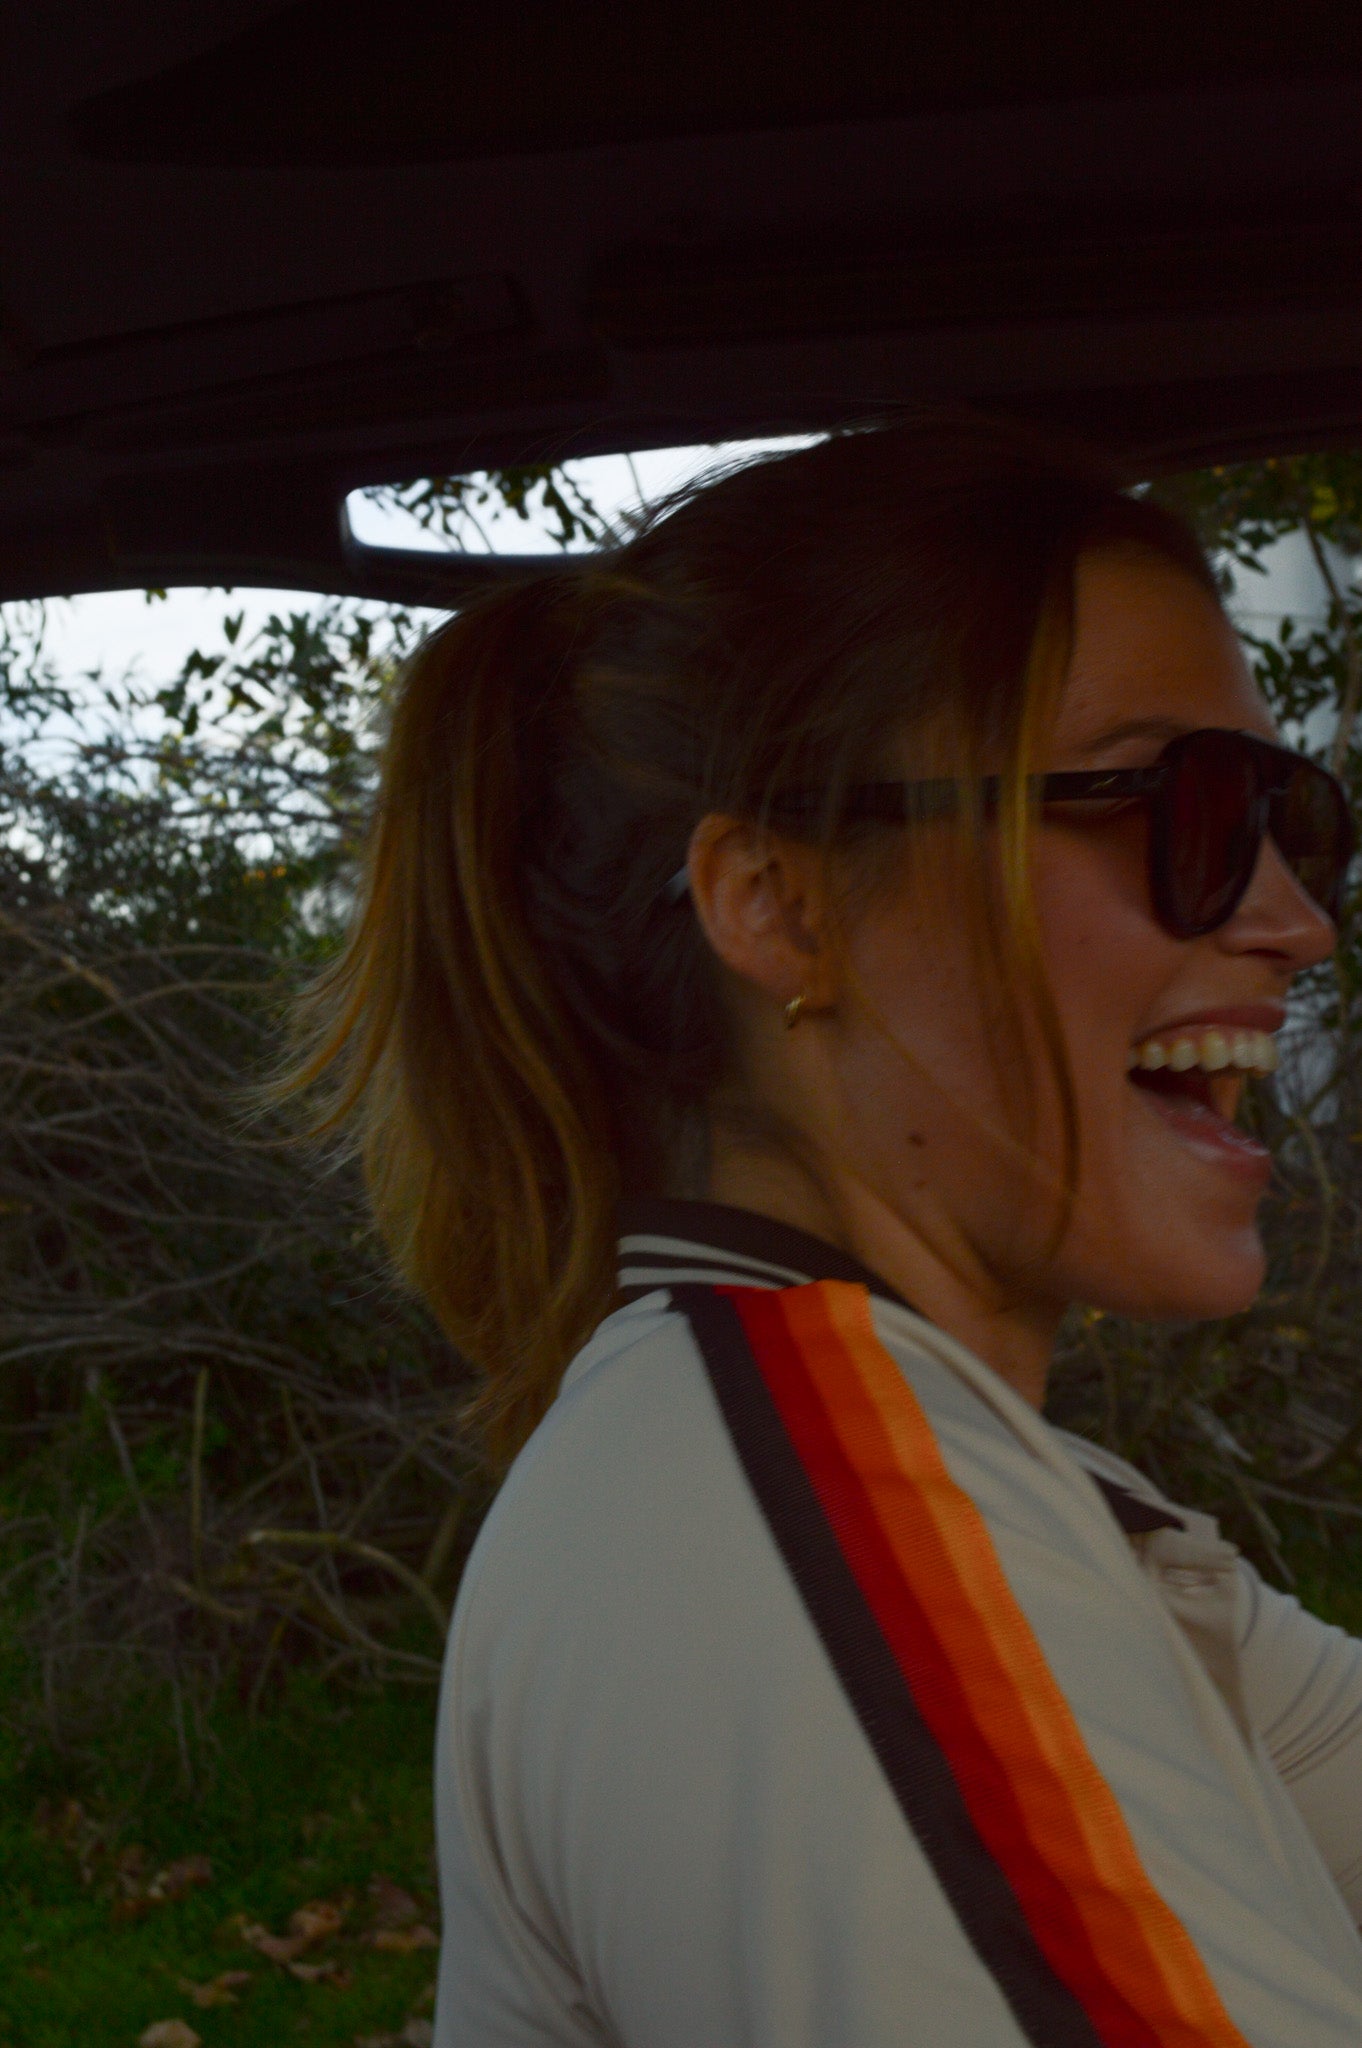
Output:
[1125, 1027, 1275, 1168]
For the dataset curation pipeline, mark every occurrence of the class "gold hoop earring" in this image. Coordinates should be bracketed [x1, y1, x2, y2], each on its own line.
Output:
[783, 994, 807, 1031]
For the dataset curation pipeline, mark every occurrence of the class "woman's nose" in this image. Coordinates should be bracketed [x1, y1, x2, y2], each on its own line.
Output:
[1220, 835, 1341, 971]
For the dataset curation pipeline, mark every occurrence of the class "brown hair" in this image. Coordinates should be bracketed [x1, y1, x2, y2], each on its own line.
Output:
[293, 415, 1216, 1466]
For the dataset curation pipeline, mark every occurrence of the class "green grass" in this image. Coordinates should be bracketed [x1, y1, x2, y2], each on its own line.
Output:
[0, 1676, 440, 2048]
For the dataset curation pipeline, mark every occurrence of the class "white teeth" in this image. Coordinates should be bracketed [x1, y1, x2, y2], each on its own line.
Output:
[1130, 1027, 1280, 1078]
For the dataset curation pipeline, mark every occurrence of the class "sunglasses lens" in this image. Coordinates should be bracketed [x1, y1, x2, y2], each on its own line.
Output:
[1163, 734, 1262, 935]
[1272, 760, 1353, 920]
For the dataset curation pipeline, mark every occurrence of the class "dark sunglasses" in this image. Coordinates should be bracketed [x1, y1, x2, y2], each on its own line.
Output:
[664, 729, 1354, 940]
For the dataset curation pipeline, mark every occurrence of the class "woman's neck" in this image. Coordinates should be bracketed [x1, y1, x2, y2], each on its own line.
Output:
[705, 1140, 1059, 1411]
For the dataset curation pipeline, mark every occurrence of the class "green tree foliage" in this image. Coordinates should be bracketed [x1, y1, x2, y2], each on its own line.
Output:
[0, 462, 629, 1771]
[0, 491, 570, 1771]
[1157, 452, 1362, 775]
[379, 460, 617, 552]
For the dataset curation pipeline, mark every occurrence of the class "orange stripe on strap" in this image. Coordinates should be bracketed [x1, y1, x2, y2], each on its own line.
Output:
[743, 1281, 1250, 2048]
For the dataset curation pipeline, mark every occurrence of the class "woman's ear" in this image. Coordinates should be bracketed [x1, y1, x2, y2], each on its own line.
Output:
[685, 814, 837, 1013]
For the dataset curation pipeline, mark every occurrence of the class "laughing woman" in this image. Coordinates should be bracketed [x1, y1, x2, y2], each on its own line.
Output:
[303, 420, 1362, 2046]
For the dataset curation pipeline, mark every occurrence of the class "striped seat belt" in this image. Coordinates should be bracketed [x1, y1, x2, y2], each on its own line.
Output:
[674, 1278, 1252, 2048]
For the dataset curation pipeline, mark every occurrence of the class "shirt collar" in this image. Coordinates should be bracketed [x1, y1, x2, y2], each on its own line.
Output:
[616, 1197, 1182, 1537]
[617, 1196, 912, 1310]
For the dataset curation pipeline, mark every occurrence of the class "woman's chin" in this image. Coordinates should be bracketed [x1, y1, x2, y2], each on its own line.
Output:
[1083, 1226, 1266, 1324]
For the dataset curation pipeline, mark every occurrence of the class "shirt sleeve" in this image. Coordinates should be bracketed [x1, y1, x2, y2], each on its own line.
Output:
[1238, 1561, 1362, 1919]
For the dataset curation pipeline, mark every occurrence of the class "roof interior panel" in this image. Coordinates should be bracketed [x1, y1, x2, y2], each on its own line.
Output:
[0, 4, 1357, 600]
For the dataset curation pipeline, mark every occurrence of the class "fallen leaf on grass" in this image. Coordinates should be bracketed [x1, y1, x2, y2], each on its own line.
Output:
[139, 2022, 202, 2048]
[177, 1971, 252, 2009]
[148, 1854, 213, 1902]
[354, 2022, 433, 2048]
[289, 1896, 348, 1943]
[368, 1924, 438, 1954]
[368, 1875, 422, 1930]
[239, 1922, 309, 1965]
[236, 1892, 352, 1965]
[288, 1958, 353, 1986]
[114, 1851, 214, 1920]
[33, 1797, 113, 1886]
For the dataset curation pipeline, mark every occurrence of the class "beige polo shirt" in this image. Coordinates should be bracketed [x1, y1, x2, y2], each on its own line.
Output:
[433, 1202, 1362, 2046]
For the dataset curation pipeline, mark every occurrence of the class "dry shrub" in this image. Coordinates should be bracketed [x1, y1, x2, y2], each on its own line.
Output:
[0, 887, 486, 1778]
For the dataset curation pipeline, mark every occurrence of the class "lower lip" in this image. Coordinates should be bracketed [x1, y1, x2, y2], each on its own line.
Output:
[1131, 1084, 1272, 1187]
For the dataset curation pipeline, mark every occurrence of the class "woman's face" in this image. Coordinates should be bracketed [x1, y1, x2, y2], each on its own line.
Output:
[821, 546, 1337, 1333]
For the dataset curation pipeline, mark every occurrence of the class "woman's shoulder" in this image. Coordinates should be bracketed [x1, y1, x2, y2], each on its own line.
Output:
[454, 1285, 1150, 1661]
[491, 1287, 719, 1508]
[441, 1286, 882, 1850]
[450, 1290, 756, 1640]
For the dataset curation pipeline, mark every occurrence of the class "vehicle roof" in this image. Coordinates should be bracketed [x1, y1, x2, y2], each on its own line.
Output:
[1, 5, 1359, 603]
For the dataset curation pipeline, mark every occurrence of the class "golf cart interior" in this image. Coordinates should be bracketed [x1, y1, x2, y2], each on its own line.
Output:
[0, 5, 1358, 606]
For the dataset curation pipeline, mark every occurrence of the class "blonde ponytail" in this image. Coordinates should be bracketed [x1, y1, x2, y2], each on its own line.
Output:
[295, 579, 622, 1464]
